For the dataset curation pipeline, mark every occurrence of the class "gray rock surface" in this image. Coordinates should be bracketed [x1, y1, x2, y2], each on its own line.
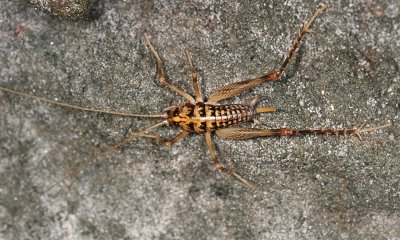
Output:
[0, 0, 399, 239]
[27, 0, 92, 20]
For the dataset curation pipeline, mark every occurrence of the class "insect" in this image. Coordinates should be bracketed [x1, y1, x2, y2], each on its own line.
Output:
[0, 2, 391, 220]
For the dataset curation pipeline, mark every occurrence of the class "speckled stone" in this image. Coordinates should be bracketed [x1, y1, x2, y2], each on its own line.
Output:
[0, 1, 399, 239]
[27, 0, 91, 20]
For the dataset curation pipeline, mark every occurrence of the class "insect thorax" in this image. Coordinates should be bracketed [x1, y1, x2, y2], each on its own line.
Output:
[166, 102, 255, 133]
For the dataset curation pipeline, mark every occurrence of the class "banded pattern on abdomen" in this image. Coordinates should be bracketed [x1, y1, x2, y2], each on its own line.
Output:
[192, 103, 255, 133]
[167, 102, 256, 133]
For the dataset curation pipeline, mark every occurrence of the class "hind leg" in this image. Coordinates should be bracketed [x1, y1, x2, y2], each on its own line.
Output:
[208, 3, 328, 103]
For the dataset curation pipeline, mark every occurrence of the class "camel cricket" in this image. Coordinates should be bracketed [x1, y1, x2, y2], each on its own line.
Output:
[0, 2, 391, 215]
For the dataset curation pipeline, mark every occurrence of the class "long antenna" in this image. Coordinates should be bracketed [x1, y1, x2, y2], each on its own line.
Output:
[0, 86, 167, 118]
[8, 120, 168, 227]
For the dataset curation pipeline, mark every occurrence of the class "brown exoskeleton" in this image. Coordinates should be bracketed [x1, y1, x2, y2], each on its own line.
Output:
[0, 2, 391, 208]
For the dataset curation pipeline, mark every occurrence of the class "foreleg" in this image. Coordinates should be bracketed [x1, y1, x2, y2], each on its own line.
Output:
[185, 49, 203, 101]
[146, 37, 196, 104]
[141, 130, 190, 147]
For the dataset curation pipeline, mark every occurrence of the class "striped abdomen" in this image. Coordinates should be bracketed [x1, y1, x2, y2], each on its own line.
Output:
[167, 102, 255, 133]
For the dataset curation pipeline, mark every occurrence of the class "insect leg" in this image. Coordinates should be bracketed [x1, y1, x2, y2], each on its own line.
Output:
[216, 128, 285, 139]
[140, 130, 190, 147]
[208, 3, 328, 103]
[215, 123, 391, 140]
[10, 121, 168, 225]
[205, 132, 253, 188]
[185, 49, 203, 101]
[277, 2, 328, 75]
[208, 72, 281, 103]
[146, 37, 196, 104]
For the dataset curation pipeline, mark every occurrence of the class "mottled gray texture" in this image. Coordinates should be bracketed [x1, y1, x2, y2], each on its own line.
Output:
[27, 0, 92, 20]
[0, 0, 399, 239]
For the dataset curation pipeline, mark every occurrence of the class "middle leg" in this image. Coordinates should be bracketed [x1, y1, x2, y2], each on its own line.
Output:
[205, 132, 253, 188]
